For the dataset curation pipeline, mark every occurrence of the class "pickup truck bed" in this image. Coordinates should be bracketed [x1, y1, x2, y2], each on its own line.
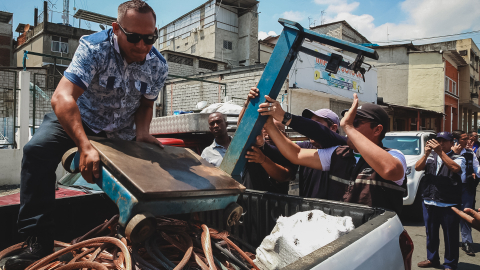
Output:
[0, 189, 408, 269]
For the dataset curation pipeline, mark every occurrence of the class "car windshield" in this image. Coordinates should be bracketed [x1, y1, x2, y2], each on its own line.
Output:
[382, 136, 421, 156]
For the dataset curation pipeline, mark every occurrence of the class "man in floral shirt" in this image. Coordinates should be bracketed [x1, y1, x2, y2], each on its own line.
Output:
[5, 1, 168, 269]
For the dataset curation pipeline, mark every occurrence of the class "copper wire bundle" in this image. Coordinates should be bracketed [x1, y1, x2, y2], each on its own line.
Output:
[0, 215, 257, 270]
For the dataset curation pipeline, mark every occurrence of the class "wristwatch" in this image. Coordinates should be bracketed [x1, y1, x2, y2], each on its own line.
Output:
[282, 112, 292, 125]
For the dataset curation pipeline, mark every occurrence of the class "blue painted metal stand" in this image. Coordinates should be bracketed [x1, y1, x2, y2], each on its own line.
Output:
[70, 152, 239, 227]
[220, 19, 379, 178]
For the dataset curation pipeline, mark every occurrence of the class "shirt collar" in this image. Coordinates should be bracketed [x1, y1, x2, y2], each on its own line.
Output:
[111, 33, 121, 55]
[213, 136, 232, 149]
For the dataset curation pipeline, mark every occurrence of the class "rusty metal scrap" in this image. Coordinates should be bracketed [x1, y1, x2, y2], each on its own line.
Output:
[0, 215, 257, 270]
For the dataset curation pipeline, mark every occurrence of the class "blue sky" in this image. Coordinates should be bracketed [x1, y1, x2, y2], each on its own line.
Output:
[3, 0, 480, 46]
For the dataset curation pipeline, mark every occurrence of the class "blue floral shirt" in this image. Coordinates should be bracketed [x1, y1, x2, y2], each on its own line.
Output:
[64, 29, 168, 140]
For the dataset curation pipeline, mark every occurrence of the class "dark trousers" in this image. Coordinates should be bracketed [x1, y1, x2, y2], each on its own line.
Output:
[422, 201, 460, 269]
[18, 112, 104, 237]
[461, 183, 476, 244]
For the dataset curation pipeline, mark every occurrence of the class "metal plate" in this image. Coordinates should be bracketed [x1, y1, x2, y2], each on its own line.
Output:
[89, 137, 245, 200]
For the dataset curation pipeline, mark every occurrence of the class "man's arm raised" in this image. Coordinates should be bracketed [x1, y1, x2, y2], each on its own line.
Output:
[263, 116, 322, 170]
[51, 77, 99, 183]
[341, 94, 404, 181]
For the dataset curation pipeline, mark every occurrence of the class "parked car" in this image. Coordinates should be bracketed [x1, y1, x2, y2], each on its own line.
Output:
[383, 130, 436, 220]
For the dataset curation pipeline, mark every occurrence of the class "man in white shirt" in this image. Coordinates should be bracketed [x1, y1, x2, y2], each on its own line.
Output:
[260, 93, 407, 214]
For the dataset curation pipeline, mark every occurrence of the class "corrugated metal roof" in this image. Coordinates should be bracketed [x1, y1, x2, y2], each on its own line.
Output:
[73, 9, 116, 25]
[0, 11, 13, 24]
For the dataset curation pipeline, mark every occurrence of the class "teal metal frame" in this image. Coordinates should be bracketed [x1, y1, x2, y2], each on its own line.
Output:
[70, 151, 239, 226]
[219, 19, 379, 178]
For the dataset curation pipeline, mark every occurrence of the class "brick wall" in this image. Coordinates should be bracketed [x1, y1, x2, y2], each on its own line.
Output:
[445, 59, 458, 83]
[0, 48, 11, 66]
[311, 24, 342, 40]
[163, 67, 287, 115]
[164, 51, 226, 77]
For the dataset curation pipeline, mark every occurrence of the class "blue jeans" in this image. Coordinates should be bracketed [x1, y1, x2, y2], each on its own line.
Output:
[17, 112, 105, 237]
[461, 183, 476, 244]
[423, 201, 460, 269]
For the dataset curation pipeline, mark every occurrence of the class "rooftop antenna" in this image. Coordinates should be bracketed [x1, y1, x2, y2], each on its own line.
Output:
[62, 0, 70, 25]
[308, 16, 312, 28]
[321, 10, 326, 25]
[387, 26, 389, 43]
[47, 0, 56, 23]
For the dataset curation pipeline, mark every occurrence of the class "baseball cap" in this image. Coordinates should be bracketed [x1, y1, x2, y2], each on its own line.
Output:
[302, 109, 340, 126]
[436, 131, 453, 141]
[341, 103, 389, 129]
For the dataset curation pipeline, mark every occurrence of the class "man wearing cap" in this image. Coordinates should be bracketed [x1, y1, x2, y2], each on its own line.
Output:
[244, 87, 346, 198]
[415, 132, 464, 270]
[259, 93, 407, 214]
[296, 109, 344, 198]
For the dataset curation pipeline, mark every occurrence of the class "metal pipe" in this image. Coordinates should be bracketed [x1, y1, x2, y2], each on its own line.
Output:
[32, 74, 36, 135]
[13, 74, 17, 148]
[168, 74, 226, 86]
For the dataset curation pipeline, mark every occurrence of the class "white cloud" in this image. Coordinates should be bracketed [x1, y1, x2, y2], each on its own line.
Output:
[258, 31, 278, 40]
[313, 0, 338, 4]
[281, 11, 306, 22]
[325, 2, 359, 14]
[314, 0, 480, 44]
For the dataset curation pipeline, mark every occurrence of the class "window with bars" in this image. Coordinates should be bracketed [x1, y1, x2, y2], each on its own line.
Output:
[51, 36, 68, 53]
[199, 60, 217, 71]
[223, 40, 232, 50]
[168, 54, 193, 66]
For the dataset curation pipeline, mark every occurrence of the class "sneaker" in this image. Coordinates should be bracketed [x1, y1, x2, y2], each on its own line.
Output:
[462, 242, 475, 256]
[417, 259, 440, 268]
[4, 236, 54, 270]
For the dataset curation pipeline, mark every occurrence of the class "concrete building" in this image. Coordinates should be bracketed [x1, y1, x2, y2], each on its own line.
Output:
[365, 39, 479, 132]
[416, 39, 480, 132]
[0, 11, 13, 67]
[156, 0, 259, 68]
[310, 20, 370, 44]
[162, 50, 227, 77]
[14, 2, 97, 70]
[162, 63, 285, 116]
[258, 35, 278, 64]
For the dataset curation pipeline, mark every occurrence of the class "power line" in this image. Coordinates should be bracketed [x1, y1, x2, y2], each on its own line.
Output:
[372, 29, 480, 44]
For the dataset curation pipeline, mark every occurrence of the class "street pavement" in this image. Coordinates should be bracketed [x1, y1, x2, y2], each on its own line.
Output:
[403, 186, 480, 270]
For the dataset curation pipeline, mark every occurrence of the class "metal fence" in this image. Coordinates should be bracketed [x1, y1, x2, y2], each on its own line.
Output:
[0, 68, 58, 148]
[0, 70, 17, 148]
[31, 73, 57, 135]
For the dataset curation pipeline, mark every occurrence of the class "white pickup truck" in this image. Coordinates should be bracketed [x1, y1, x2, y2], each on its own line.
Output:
[0, 189, 414, 270]
[383, 130, 437, 220]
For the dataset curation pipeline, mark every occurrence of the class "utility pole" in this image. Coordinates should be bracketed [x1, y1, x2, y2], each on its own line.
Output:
[321, 10, 326, 25]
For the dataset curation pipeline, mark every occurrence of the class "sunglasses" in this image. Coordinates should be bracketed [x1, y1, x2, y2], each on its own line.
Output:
[353, 118, 378, 128]
[117, 23, 158, 45]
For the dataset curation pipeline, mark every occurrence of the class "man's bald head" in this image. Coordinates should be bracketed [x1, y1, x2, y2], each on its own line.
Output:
[208, 112, 228, 138]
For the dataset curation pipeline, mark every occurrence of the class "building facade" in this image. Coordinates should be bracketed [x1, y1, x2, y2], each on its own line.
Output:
[367, 39, 480, 133]
[0, 11, 13, 67]
[156, 0, 259, 68]
[310, 20, 370, 44]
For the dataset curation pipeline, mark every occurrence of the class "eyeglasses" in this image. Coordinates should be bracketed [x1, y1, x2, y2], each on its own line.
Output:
[117, 23, 158, 45]
[353, 118, 378, 128]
